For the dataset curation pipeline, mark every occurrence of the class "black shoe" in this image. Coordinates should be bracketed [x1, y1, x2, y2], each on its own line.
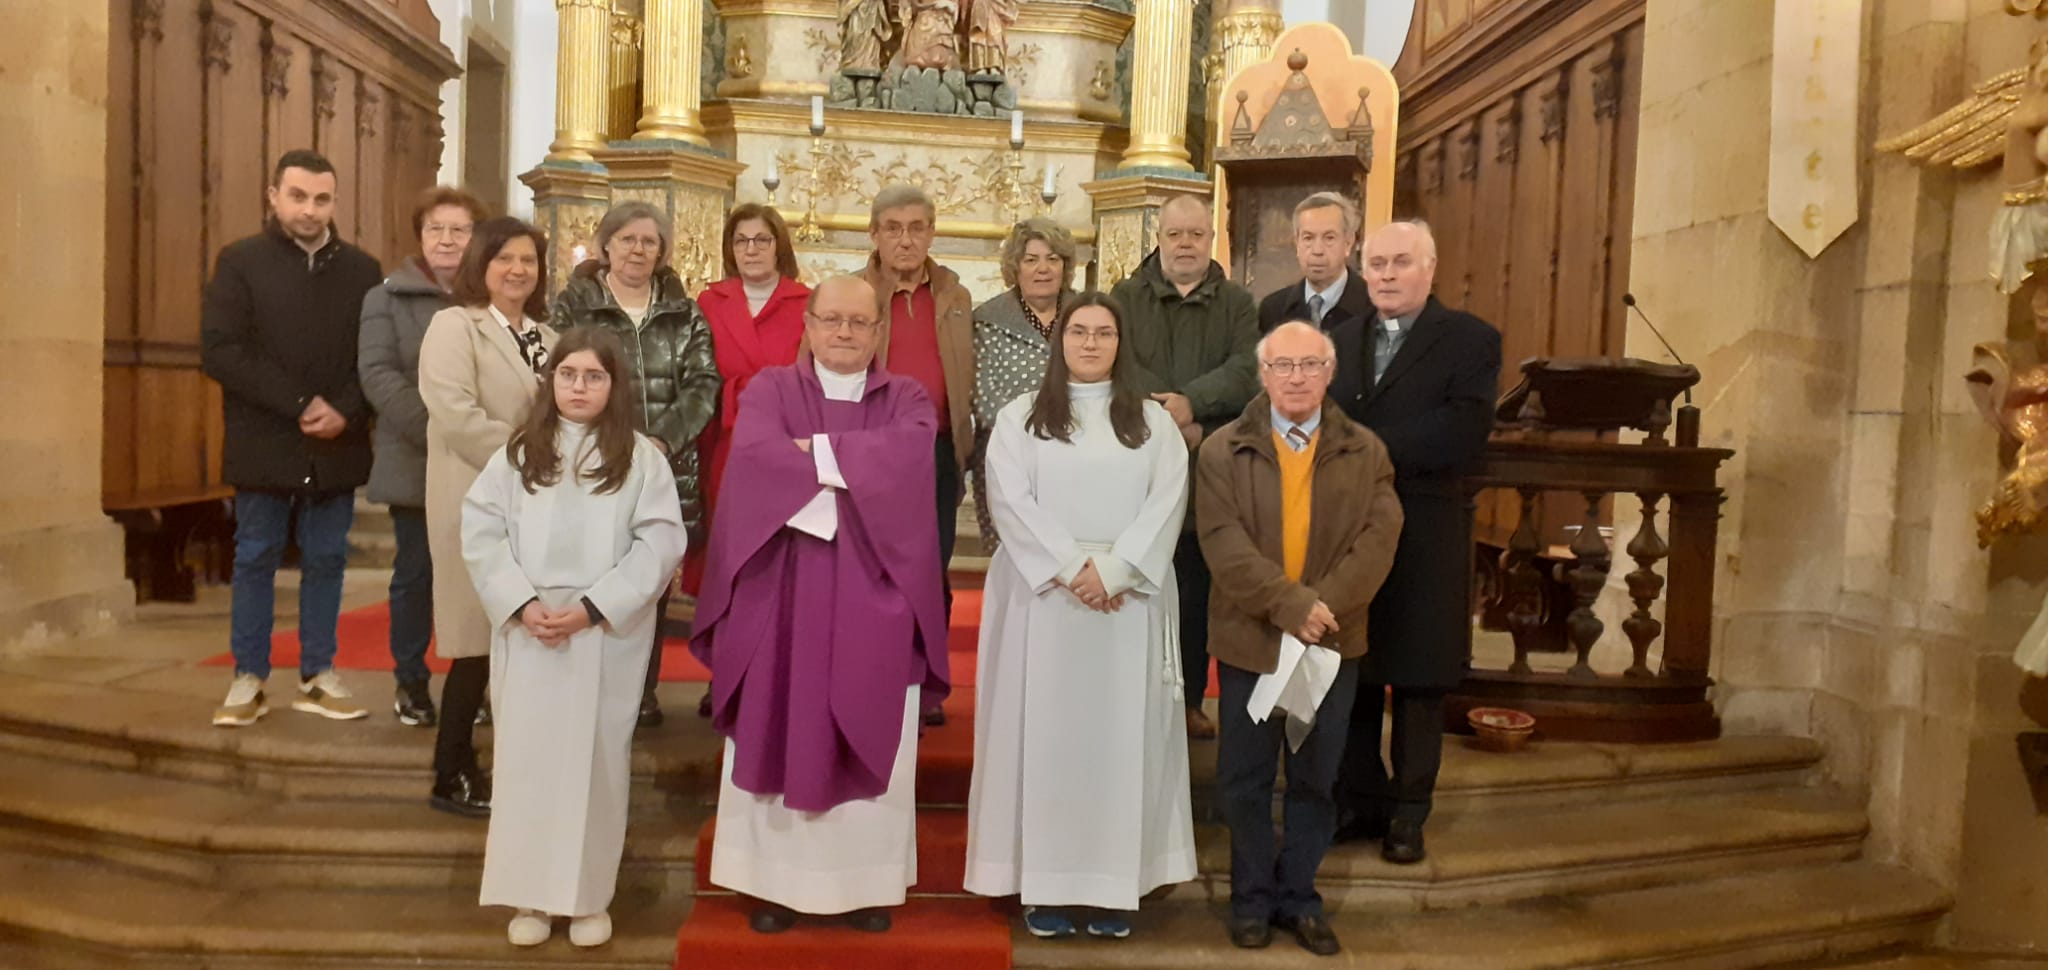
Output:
[696, 689, 713, 719]
[1228, 917, 1273, 949]
[845, 908, 891, 933]
[394, 681, 437, 727]
[429, 768, 491, 818]
[922, 706, 946, 727]
[474, 699, 491, 727]
[639, 691, 665, 728]
[1382, 819, 1426, 865]
[1276, 914, 1341, 956]
[748, 904, 797, 934]
[1333, 813, 1389, 844]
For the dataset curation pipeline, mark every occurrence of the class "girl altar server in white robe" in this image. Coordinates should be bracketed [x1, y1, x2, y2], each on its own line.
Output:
[461, 325, 686, 948]
[964, 290, 1197, 940]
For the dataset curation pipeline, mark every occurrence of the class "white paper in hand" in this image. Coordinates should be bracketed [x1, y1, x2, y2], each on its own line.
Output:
[1246, 633, 1344, 752]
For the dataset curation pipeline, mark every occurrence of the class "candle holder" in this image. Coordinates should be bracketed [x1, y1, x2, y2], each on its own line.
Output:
[796, 115, 829, 244]
[763, 169, 781, 207]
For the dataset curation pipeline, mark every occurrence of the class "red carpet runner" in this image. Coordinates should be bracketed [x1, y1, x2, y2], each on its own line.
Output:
[670, 592, 1011, 970]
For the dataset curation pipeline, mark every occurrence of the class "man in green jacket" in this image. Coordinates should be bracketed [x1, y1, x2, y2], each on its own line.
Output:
[1108, 193, 1260, 740]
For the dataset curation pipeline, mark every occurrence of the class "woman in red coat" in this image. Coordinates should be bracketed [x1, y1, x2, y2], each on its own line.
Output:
[690, 203, 809, 713]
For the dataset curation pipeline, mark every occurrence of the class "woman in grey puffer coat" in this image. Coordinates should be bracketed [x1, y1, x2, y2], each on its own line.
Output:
[357, 187, 487, 745]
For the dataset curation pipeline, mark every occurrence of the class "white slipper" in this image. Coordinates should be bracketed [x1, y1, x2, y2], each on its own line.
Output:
[569, 911, 612, 947]
[508, 910, 551, 947]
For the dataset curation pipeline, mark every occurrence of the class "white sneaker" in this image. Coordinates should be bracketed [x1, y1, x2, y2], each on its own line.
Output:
[507, 910, 551, 947]
[568, 911, 611, 947]
[212, 674, 268, 727]
[293, 669, 368, 720]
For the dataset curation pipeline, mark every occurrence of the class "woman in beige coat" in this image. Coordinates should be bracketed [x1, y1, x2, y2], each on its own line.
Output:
[419, 216, 559, 818]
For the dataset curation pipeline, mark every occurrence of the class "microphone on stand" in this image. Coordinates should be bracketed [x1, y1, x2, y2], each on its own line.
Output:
[1622, 292, 1700, 445]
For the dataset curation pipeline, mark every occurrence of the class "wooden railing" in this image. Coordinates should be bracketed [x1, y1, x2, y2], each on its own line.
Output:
[1454, 436, 1733, 743]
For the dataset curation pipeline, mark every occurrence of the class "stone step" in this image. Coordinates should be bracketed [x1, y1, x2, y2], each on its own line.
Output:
[0, 673, 1822, 810]
[0, 748, 706, 894]
[0, 736, 1858, 910]
[0, 846, 1944, 970]
[1012, 862, 1948, 970]
[352, 497, 394, 538]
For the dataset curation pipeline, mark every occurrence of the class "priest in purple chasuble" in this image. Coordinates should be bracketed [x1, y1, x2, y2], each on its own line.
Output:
[692, 275, 952, 933]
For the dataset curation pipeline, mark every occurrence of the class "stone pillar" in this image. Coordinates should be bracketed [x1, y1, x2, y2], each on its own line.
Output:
[0, 0, 133, 645]
[636, 0, 712, 145]
[1119, 0, 1196, 171]
[1082, 171, 1211, 288]
[547, 0, 612, 162]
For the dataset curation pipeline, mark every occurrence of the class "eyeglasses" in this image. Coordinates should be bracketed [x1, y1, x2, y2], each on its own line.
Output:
[732, 234, 776, 251]
[610, 235, 662, 253]
[553, 368, 613, 389]
[809, 314, 880, 334]
[1064, 326, 1118, 344]
[423, 223, 472, 239]
[1261, 357, 1332, 377]
[876, 222, 932, 240]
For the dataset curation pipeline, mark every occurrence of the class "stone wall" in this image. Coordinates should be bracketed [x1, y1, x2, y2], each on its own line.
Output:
[0, 0, 133, 646]
[1627, 0, 2048, 951]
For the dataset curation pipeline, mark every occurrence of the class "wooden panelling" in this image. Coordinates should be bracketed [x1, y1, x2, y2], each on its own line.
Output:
[102, 0, 456, 511]
[1394, 0, 1645, 550]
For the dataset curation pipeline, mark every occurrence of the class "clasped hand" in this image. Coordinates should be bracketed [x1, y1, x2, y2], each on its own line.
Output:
[298, 395, 346, 440]
[1295, 600, 1339, 645]
[521, 600, 593, 648]
[1060, 559, 1125, 614]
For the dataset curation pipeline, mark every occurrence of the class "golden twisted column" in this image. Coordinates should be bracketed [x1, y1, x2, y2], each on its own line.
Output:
[1119, 0, 1196, 170]
[635, 0, 711, 145]
[547, 0, 612, 162]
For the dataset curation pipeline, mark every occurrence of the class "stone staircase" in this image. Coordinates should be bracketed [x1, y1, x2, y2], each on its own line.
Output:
[0, 660, 1951, 970]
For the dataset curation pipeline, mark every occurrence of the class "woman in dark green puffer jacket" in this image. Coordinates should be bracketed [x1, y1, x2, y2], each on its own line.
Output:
[550, 201, 721, 728]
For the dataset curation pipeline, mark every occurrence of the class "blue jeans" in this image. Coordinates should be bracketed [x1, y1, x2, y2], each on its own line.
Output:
[387, 505, 433, 687]
[229, 491, 354, 680]
[1215, 656, 1360, 923]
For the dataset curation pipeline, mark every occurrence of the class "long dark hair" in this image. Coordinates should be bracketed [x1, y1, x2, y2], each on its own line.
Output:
[507, 326, 638, 495]
[452, 217, 551, 322]
[1024, 291, 1151, 449]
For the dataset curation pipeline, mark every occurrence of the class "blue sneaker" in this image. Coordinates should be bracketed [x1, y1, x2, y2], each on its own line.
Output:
[1085, 912, 1132, 939]
[1022, 907, 1077, 939]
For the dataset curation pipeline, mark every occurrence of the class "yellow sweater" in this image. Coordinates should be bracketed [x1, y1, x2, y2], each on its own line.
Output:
[1273, 429, 1318, 581]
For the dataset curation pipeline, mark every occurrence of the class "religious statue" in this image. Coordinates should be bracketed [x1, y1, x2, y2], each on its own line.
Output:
[839, 0, 891, 74]
[1966, 284, 2048, 548]
[963, 0, 1018, 76]
[896, 0, 960, 70]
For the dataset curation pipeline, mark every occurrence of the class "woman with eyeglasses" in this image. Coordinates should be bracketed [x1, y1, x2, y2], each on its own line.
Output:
[551, 201, 721, 728]
[418, 217, 560, 818]
[969, 218, 1077, 548]
[691, 204, 809, 717]
[963, 290, 1195, 940]
[359, 185, 488, 729]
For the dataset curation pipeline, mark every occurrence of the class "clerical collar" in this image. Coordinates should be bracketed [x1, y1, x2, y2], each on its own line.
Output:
[1378, 308, 1420, 333]
[814, 359, 868, 402]
[1304, 274, 1347, 310]
[1271, 406, 1322, 441]
[1069, 380, 1113, 400]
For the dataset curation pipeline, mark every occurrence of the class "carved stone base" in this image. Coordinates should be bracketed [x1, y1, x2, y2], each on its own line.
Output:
[0, 519, 135, 648]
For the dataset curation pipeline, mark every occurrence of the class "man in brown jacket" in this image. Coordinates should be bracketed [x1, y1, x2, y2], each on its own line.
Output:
[1195, 321, 1402, 956]
[860, 183, 974, 725]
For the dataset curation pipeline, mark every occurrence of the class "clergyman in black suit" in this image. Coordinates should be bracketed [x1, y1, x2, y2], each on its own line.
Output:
[1256, 192, 1374, 419]
[1322, 219, 1501, 865]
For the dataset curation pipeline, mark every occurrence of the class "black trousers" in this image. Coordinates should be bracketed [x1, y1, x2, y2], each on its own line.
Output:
[644, 588, 671, 698]
[1339, 683, 1447, 827]
[433, 656, 489, 776]
[1214, 658, 1359, 922]
[935, 433, 960, 612]
[1174, 532, 1210, 709]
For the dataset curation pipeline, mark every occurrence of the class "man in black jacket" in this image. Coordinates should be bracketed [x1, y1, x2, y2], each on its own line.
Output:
[1257, 191, 1372, 412]
[200, 149, 384, 728]
[1331, 220, 1501, 865]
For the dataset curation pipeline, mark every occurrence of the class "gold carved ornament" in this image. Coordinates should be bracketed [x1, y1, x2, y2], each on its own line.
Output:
[727, 35, 755, 79]
[671, 192, 727, 294]
[1095, 215, 1142, 288]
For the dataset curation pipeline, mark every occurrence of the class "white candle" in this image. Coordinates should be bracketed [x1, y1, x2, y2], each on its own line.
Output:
[1010, 110, 1024, 145]
[811, 96, 825, 132]
[765, 153, 778, 183]
[1042, 164, 1056, 196]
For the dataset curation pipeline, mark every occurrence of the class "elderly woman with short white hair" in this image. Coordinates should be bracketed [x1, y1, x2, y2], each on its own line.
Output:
[968, 217, 1078, 545]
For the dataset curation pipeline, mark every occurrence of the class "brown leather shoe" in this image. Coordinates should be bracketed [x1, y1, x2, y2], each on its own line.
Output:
[1185, 706, 1217, 740]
